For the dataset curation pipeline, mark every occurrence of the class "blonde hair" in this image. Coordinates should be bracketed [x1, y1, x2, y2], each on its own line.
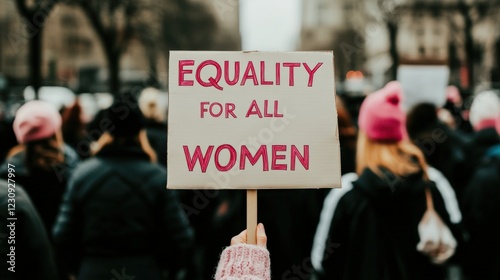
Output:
[139, 87, 166, 123]
[91, 130, 157, 163]
[356, 131, 428, 180]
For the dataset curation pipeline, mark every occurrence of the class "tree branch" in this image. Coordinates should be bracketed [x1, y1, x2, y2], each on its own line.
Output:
[79, 1, 111, 53]
[14, 0, 31, 18]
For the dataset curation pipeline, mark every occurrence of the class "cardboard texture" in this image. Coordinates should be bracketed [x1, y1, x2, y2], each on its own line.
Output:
[167, 51, 341, 189]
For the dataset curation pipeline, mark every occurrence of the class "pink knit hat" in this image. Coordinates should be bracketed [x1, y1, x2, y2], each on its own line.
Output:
[358, 81, 405, 141]
[13, 100, 62, 144]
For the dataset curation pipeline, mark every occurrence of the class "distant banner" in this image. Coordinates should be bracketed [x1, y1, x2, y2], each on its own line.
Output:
[397, 65, 450, 111]
[167, 51, 341, 190]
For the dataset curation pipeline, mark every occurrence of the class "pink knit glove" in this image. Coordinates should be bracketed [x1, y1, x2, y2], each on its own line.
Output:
[215, 244, 271, 280]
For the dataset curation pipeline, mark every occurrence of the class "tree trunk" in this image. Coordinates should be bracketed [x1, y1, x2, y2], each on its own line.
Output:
[30, 25, 42, 99]
[494, 38, 500, 84]
[147, 51, 159, 88]
[388, 22, 399, 81]
[107, 51, 120, 97]
[460, 2, 474, 90]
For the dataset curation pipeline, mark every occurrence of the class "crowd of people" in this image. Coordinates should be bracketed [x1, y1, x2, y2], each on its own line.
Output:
[0, 82, 499, 280]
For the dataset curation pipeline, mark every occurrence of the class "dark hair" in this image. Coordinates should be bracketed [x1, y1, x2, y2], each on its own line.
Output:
[336, 96, 357, 149]
[406, 103, 438, 138]
[62, 100, 84, 146]
[25, 134, 65, 173]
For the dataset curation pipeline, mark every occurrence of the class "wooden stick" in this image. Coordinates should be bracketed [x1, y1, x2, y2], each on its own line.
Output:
[246, 189, 258, 244]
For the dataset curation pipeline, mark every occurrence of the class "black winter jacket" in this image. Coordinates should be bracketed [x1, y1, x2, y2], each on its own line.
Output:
[0, 145, 79, 235]
[52, 144, 194, 276]
[0, 180, 58, 280]
[322, 168, 453, 280]
[462, 145, 500, 280]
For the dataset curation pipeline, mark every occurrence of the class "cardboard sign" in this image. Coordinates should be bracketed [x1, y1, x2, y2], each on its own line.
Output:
[397, 65, 450, 111]
[167, 51, 340, 189]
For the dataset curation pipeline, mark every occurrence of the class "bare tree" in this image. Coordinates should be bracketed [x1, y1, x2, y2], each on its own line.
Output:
[71, 0, 146, 96]
[14, 0, 58, 98]
[161, 0, 217, 51]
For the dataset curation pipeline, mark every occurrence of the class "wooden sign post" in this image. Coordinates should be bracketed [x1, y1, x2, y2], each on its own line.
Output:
[167, 51, 341, 244]
[247, 189, 257, 244]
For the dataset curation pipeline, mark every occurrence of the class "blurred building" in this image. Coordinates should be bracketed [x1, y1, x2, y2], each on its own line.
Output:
[300, 0, 500, 92]
[202, 0, 241, 50]
[0, 0, 241, 95]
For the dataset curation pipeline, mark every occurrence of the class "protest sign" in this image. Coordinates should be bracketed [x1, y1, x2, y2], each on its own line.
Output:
[167, 51, 341, 244]
[397, 65, 450, 111]
[167, 51, 341, 190]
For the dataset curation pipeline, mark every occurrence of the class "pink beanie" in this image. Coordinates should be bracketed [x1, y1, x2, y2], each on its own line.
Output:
[13, 100, 62, 144]
[358, 81, 405, 141]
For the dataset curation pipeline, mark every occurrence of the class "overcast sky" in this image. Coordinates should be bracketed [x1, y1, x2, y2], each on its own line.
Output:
[240, 0, 302, 51]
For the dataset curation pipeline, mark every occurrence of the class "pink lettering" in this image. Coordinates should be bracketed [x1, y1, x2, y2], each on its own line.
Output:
[225, 103, 237, 118]
[179, 60, 194, 86]
[240, 146, 269, 171]
[272, 145, 287, 170]
[200, 102, 210, 118]
[291, 145, 309, 170]
[224, 61, 240, 85]
[214, 144, 237, 171]
[245, 100, 263, 118]
[303, 62, 323, 87]
[283, 62, 300, 86]
[274, 100, 283, 117]
[196, 60, 222, 89]
[276, 62, 281, 85]
[183, 145, 214, 172]
[241, 62, 258, 86]
[260, 61, 273, 85]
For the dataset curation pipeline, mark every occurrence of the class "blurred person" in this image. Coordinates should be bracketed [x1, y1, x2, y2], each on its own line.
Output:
[443, 85, 473, 134]
[0, 101, 79, 235]
[61, 100, 86, 157]
[139, 87, 167, 166]
[336, 95, 357, 175]
[406, 103, 468, 200]
[462, 158, 500, 279]
[461, 113, 500, 280]
[0, 180, 58, 280]
[215, 223, 270, 280]
[320, 82, 456, 280]
[465, 90, 500, 166]
[52, 93, 194, 280]
[0, 108, 18, 163]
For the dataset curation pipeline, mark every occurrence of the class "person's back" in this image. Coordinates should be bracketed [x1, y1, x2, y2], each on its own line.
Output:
[0, 101, 79, 234]
[322, 168, 449, 280]
[53, 94, 194, 279]
[0, 180, 58, 280]
[321, 82, 456, 280]
[463, 91, 500, 185]
[462, 144, 500, 280]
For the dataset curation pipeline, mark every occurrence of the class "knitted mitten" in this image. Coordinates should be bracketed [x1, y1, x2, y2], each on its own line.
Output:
[215, 244, 271, 280]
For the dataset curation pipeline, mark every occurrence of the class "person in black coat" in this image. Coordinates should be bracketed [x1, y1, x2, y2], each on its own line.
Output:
[461, 143, 500, 280]
[321, 82, 456, 280]
[0, 180, 58, 280]
[406, 103, 468, 201]
[0, 100, 79, 236]
[52, 93, 194, 280]
[463, 91, 500, 182]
